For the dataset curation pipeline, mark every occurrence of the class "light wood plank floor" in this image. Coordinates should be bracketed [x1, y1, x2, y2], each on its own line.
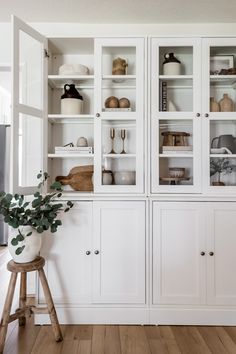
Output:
[2, 248, 236, 354]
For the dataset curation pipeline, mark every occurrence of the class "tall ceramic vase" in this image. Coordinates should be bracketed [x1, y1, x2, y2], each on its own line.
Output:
[8, 226, 42, 263]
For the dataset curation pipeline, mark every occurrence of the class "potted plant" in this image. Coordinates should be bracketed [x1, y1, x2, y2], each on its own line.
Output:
[0, 172, 73, 263]
[210, 158, 236, 186]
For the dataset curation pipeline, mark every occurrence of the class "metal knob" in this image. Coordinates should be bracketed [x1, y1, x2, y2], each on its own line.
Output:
[200, 251, 205, 256]
[94, 250, 100, 255]
[209, 251, 214, 256]
[86, 251, 91, 255]
[205, 113, 209, 117]
[96, 113, 100, 117]
[196, 113, 201, 117]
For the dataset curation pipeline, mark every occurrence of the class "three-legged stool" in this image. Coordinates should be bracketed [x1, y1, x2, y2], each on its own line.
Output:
[0, 256, 62, 354]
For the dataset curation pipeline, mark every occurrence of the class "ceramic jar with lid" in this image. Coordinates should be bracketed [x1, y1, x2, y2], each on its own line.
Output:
[61, 84, 83, 115]
[102, 170, 113, 185]
[163, 53, 181, 75]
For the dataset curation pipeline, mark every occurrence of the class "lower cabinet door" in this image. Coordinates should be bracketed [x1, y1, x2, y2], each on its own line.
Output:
[39, 202, 92, 305]
[207, 202, 236, 305]
[92, 201, 146, 304]
[152, 202, 206, 305]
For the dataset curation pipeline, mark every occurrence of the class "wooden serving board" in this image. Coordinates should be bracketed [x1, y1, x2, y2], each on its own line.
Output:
[56, 165, 94, 191]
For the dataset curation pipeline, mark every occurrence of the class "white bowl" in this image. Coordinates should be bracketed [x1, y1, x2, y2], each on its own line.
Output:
[59, 64, 89, 75]
[114, 171, 136, 185]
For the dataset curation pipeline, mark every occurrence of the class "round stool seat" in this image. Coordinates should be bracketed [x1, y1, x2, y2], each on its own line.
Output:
[7, 256, 45, 273]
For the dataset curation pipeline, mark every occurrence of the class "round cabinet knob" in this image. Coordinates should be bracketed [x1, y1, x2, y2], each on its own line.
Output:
[209, 251, 214, 256]
[96, 113, 100, 117]
[196, 113, 201, 117]
[205, 113, 209, 117]
[94, 250, 100, 255]
[86, 251, 91, 255]
[200, 251, 205, 256]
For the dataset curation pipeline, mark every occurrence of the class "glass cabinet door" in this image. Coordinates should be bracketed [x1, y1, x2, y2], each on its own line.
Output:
[12, 16, 47, 195]
[94, 38, 144, 193]
[151, 37, 202, 193]
[202, 38, 236, 194]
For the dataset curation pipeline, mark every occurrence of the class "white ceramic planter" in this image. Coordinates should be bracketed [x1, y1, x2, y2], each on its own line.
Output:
[8, 226, 42, 263]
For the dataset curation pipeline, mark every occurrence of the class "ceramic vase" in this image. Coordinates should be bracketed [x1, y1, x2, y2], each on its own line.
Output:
[210, 97, 220, 112]
[219, 93, 234, 112]
[8, 226, 42, 263]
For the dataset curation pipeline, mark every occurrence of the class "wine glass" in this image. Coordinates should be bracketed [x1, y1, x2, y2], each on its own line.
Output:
[109, 128, 116, 154]
[120, 129, 126, 154]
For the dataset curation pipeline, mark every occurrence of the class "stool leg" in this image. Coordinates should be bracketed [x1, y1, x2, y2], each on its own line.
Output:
[0, 272, 18, 354]
[38, 269, 63, 342]
[19, 272, 27, 326]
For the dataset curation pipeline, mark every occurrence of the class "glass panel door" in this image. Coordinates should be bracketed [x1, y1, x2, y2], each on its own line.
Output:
[151, 37, 202, 194]
[94, 38, 144, 193]
[12, 16, 47, 195]
[202, 38, 236, 194]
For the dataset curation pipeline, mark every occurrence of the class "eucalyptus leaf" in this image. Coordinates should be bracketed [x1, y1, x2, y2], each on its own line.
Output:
[11, 238, 18, 246]
[15, 246, 25, 255]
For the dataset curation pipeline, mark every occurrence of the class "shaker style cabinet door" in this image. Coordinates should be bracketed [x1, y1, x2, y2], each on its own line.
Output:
[92, 201, 146, 304]
[202, 38, 236, 195]
[206, 203, 236, 305]
[150, 37, 202, 194]
[93, 38, 145, 194]
[39, 202, 93, 305]
[152, 202, 206, 305]
[12, 15, 47, 195]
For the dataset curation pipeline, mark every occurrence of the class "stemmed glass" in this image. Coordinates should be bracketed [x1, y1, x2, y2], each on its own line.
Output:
[109, 128, 116, 154]
[120, 129, 126, 154]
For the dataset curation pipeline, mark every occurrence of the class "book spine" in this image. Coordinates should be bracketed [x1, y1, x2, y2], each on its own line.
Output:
[162, 81, 167, 112]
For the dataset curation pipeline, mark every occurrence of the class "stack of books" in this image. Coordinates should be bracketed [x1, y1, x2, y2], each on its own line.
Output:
[55, 146, 93, 154]
[162, 146, 193, 154]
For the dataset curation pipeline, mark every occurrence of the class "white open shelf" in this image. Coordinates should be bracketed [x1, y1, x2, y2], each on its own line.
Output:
[48, 153, 94, 158]
[103, 154, 136, 158]
[159, 75, 193, 80]
[48, 114, 94, 124]
[159, 153, 193, 158]
[48, 75, 95, 89]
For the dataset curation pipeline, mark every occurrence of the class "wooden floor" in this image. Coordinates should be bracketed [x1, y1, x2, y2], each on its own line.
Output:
[2, 247, 236, 353]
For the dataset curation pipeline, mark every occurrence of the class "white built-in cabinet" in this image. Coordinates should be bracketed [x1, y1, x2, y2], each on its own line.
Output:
[39, 201, 146, 306]
[10, 15, 236, 324]
[153, 201, 236, 307]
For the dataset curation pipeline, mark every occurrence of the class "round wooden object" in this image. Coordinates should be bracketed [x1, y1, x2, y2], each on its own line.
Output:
[7, 256, 45, 273]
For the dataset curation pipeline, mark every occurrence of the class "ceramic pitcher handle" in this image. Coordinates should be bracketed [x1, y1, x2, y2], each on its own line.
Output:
[211, 137, 219, 148]
[64, 84, 70, 91]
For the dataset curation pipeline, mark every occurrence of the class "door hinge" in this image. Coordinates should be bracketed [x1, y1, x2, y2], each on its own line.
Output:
[44, 49, 50, 59]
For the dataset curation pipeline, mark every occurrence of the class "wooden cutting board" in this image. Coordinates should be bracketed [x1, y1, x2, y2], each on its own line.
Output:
[56, 165, 94, 191]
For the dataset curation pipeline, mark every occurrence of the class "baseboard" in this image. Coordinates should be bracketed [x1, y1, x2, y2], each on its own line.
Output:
[34, 307, 149, 325]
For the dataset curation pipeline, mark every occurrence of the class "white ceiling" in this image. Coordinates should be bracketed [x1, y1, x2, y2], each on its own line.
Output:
[1, 0, 236, 23]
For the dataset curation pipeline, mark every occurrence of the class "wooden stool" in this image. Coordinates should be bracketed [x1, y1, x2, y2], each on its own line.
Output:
[0, 256, 62, 354]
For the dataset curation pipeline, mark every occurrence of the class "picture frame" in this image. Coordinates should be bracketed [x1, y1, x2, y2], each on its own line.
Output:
[210, 55, 234, 75]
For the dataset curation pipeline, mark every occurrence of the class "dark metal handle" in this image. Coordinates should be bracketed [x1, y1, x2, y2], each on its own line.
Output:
[200, 251, 205, 256]
[94, 250, 100, 255]
[196, 113, 200, 117]
[209, 251, 214, 256]
[96, 113, 100, 117]
[205, 113, 209, 117]
[86, 251, 91, 255]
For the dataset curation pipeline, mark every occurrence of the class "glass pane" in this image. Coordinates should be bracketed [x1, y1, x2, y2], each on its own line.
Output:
[101, 121, 136, 186]
[210, 157, 236, 186]
[209, 46, 236, 113]
[159, 46, 193, 112]
[19, 30, 43, 110]
[102, 46, 136, 75]
[159, 157, 193, 186]
[0, 69, 11, 124]
[19, 113, 42, 187]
